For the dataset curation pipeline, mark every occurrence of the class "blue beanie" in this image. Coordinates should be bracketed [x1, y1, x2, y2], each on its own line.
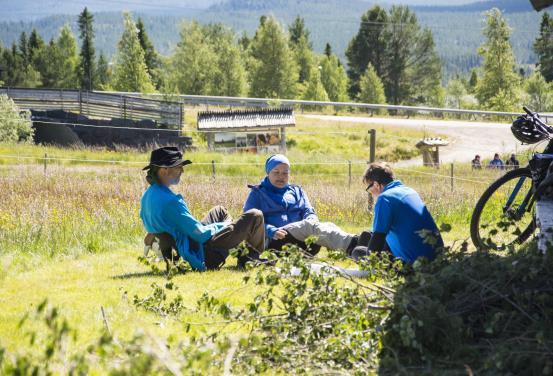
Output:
[265, 154, 290, 174]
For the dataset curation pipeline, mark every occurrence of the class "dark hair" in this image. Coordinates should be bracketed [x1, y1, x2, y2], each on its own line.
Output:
[146, 165, 161, 185]
[363, 162, 394, 185]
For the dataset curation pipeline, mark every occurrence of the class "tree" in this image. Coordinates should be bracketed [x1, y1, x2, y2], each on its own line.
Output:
[77, 7, 96, 90]
[38, 39, 61, 87]
[96, 53, 111, 90]
[525, 71, 553, 112]
[468, 69, 478, 92]
[136, 17, 161, 89]
[302, 68, 329, 103]
[112, 13, 155, 93]
[446, 78, 468, 109]
[345, 6, 388, 97]
[18, 32, 30, 67]
[358, 63, 386, 113]
[55, 25, 79, 88]
[475, 8, 521, 110]
[289, 16, 311, 48]
[382, 7, 442, 105]
[28, 29, 45, 65]
[0, 94, 33, 143]
[169, 22, 219, 95]
[324, 43, 332, 58]
[248, 16, 298, 99]
[206, 24, 247, 97]
[346, 5, 441, 105]
[534, 12, 553, 82]
[292, 35, 315, 86]
[320, 54, 349, 102]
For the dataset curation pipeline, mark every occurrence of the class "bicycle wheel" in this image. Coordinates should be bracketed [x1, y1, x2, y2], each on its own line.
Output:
[470, 167, 536, 250]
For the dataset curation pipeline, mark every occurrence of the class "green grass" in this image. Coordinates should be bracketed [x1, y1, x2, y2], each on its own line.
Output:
[0, 120, 518, 364]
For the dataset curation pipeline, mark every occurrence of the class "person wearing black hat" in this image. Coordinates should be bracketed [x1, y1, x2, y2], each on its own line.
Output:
[140, 146, 265, 271]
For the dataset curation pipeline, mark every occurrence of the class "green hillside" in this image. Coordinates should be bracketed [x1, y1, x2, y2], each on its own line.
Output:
[0, 0, 549, 78]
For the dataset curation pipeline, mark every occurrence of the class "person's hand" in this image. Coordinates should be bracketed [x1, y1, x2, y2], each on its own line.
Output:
[273, 229, 287, 240]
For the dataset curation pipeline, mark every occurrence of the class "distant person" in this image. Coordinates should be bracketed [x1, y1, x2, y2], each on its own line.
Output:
[487, 153, 504, 169]
[471, 154, 482, 170]
[505, 153, 520, 169]
[350, 163, 443, 264]
[140, 146, 265, 271]
[243, 154, 366, 256]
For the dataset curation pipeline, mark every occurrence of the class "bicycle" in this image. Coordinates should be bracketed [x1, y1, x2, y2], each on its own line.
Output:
[470, 107, 553, 250]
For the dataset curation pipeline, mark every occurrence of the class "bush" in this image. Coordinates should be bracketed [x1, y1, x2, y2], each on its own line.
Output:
[0, 95, 33, 143]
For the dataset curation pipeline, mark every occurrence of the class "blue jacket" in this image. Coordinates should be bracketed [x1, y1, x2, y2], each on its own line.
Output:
[373, 180, 443, 263]
[243, 177, 317, 238]
[140, 183, 226, 271]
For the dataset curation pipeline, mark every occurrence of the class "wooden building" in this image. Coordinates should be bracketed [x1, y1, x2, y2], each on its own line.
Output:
[416, 138, 449, 167]
[197, 108, 295, 153]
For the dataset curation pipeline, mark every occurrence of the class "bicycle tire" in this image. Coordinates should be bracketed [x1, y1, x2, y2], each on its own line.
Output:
[470, 167, 536, 250]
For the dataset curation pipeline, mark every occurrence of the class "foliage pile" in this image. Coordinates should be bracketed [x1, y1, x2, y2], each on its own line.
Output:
[380, 243, 553, 374]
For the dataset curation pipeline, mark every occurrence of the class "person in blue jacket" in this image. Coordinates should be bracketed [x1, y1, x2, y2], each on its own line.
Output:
[243, 154, 361, 255]
[351, 162, 443, 264]
[140, 146, 265, 271]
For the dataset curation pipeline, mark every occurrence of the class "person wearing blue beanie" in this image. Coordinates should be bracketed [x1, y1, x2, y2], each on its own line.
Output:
[244, 154, 365, 255]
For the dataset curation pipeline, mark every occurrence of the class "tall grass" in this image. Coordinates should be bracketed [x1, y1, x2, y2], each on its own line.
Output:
[0, 161, 507, 266]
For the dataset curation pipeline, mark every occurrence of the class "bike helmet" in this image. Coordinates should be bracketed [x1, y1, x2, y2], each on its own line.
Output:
[511, 114, 550, 144]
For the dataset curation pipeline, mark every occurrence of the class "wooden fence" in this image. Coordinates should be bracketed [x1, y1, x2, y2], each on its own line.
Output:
[0, 87, 184, 127]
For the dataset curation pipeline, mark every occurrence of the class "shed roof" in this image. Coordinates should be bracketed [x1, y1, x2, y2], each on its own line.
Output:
[197, 108, 295, 131]
[416, 138, 449, 148]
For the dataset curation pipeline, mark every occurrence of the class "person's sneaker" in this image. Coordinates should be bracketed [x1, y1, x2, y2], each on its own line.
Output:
[358, 231, 372, 247]
[346, 235, 359, 256]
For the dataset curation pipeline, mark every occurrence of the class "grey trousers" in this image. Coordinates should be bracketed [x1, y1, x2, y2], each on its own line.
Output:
[283, 218, 354, 251]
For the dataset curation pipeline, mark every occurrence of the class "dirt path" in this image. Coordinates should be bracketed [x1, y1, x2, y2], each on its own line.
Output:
[305, 115, 531, 166]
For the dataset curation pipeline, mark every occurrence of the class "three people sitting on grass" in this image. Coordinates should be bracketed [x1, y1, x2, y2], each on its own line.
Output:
[139, 147, 443, 272]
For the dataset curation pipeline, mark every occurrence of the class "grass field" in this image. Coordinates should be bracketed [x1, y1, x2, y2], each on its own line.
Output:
[0, 115, 518, 368]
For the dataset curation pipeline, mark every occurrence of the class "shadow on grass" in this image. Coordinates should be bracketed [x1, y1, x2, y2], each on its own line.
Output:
[377, 242, 553, 375]
[111, 271, 163, 279]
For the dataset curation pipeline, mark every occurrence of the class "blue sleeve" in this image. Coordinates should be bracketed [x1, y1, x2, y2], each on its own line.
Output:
[373, 196, 393, 234]
[165, 198, 219, 244]
[299, 187, 318, 221]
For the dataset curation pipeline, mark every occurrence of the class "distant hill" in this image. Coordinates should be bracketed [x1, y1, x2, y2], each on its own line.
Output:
[0, 0, 548, 79]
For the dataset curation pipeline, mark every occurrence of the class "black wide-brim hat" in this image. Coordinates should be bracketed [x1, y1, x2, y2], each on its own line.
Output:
[143, 146, 192, 170]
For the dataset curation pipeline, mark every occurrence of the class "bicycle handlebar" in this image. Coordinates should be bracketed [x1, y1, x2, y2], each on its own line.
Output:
[523, 106, 533, 116]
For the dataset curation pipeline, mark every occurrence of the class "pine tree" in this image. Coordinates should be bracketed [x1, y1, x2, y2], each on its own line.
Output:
[292, 35, 315, 85]
[358, 63, 386, 114]
[112, 13, 155, 93]
[249, 16, 298, 98]
[38, 39, 61, 87]
[475, 8, 521, 110]
[55, 25, 79, 88]
[136, 17, 161, 89]
[324, 43, 332, 58]
[28, 29, 45, 65]
[18, 32, 29, 67]
[289, 16, 311, 48]
[320, 54, 349, 102]
[346, 6, 388, 97]
[534, 12, 553, 82]
[77, 7, 96, 90]
[96, 53, 111, 90]
[469, 69, 478, 92]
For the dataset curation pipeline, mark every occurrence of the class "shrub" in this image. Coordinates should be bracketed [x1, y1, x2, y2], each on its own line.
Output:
[0, 95, 33, 143]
